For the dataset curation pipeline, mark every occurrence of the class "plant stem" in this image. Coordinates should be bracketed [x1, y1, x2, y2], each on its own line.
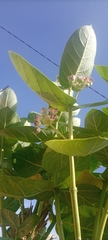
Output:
[96, 197, 108, 240]
[0, 137, 6, 237]
[51, 124, 66, 139]
[74, 91, 79, 99]
[1, 224, 6, 237]
[54, 173, 65, 240]
[37, 201, 44, 216]
[45, 218, 56, 239]
[0, 137, 4, 168]
[0, 197, 6, 237]
[92, 181, 108, 240]
[68, 106, 81, 240]
[33, 200, 40, 214]
[20, 198, 24, 223]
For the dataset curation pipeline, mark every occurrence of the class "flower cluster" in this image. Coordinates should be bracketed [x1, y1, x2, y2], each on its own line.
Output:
[34, 107, 58, 133]
[67, 74, 93, 91]
[34, 115, 41, 134]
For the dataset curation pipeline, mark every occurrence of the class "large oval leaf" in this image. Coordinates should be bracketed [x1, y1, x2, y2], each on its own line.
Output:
[92, 145, 108, 168]
[95, 65, 108, 82]
[0, 87, 17, 112]
[77, 170, 104, 190]
[60, 183, 101, 207]
[0, 126, 40, 142]
[0, 107, 20, 130]
[1, 209, 20, 228]
[42, 148, 69, 173]
[85, 109, 108, 132]
[9, 51, 76, 111]
[0, 173, 54, 199]
[18, 214, 39, 238]
[46, 136, 108, 156]
[0, 126, 59, 143]
[75, 155, 91, 171]
[59, 25, 97, 88]
[12, 146, 44, 177]
[3, 197, 19, 212]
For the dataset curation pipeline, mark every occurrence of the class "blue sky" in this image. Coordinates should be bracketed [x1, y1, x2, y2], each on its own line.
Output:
[1, 0, 108, 126]
[0, 0, 108, 238]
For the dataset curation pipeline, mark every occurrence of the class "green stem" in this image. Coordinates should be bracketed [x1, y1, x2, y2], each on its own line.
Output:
[15, 228, 19, 240]
[20, 198, 24, 223]
[1, 224, 6, 237]
[92, 181, 108, 240]
[74, 91, 79, 99]
[0, 137, 4, 168]
[33, 200, 40, 214]
[45, 218, 56, 238]
[0, 197, 6, 237]
[54, 173, 65, 240]
[68, 106, 81, 240]
[0, 138, 5, 237]
[37, 201, 44, 216]
[51, 124, 66, 139]
[97, 197, 108, 240]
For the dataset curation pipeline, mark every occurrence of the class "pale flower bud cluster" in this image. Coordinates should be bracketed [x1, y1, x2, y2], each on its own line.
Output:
[67, 74, 93, 91]
[34, 107, 58, 133]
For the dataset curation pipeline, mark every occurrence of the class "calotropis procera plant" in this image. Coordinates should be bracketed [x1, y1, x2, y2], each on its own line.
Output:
[0, 25, 108, 240]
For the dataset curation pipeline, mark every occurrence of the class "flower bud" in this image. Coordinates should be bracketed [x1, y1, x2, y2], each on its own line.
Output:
[34, 107, 59, 133]
[67, 75, 93, 91]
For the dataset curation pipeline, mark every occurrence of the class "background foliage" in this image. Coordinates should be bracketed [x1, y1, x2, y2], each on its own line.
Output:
[0, 25, 108, 240]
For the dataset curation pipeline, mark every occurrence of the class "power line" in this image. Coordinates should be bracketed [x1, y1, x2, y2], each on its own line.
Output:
[0, 25, 108, 100]
[89, 86, 108, 100]
[0, 25, 59, 68]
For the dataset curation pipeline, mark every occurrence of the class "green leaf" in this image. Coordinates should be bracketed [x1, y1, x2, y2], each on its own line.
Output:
[72, 99, 108, 110]
[90, 154, 99, 173]
[1, 209, 20, 228]
[2, 126, 56, 143]
[58, 167, 70, 184]
[1, 138, 18, 169]
[42, 148, 69, 173]
[60, 184, 101, 208]
[28, 111, 40, 123]
[12, 146, 44, 177]
[62, 214, 73, 233]
[9, 51, 76, 111]
[59, 25, 96, 88]
[18, 214, 39, 238]
[0, 107, 20, 130]
[0, 126, 40, 142]
[46, 136, 108, 156]
[66, 233, 75, 240]
[85, 109, 108, 132]
[79, 205, 96, 218]
[102, 167, 108, 180]
[19, 117, 31, 126]
[102, 107, 108, 116]
[0, 87, 17, 112]
[0, 173, 54, 199]
[0, 238, 14, 240]
[75, 155, 91, 171]
[95, 65, 108, 82]
[77, 170, 104, 190]
[3, 197, 20, 212]
[80, 216, 94, 237]
[92, 145, 108, 167]
[78, 184, 102, 206]
[34, 228, 47, 240]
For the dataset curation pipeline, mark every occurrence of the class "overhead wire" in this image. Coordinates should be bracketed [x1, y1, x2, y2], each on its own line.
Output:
[0, 25, 108, 100]
[0, 26, 59, 68]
